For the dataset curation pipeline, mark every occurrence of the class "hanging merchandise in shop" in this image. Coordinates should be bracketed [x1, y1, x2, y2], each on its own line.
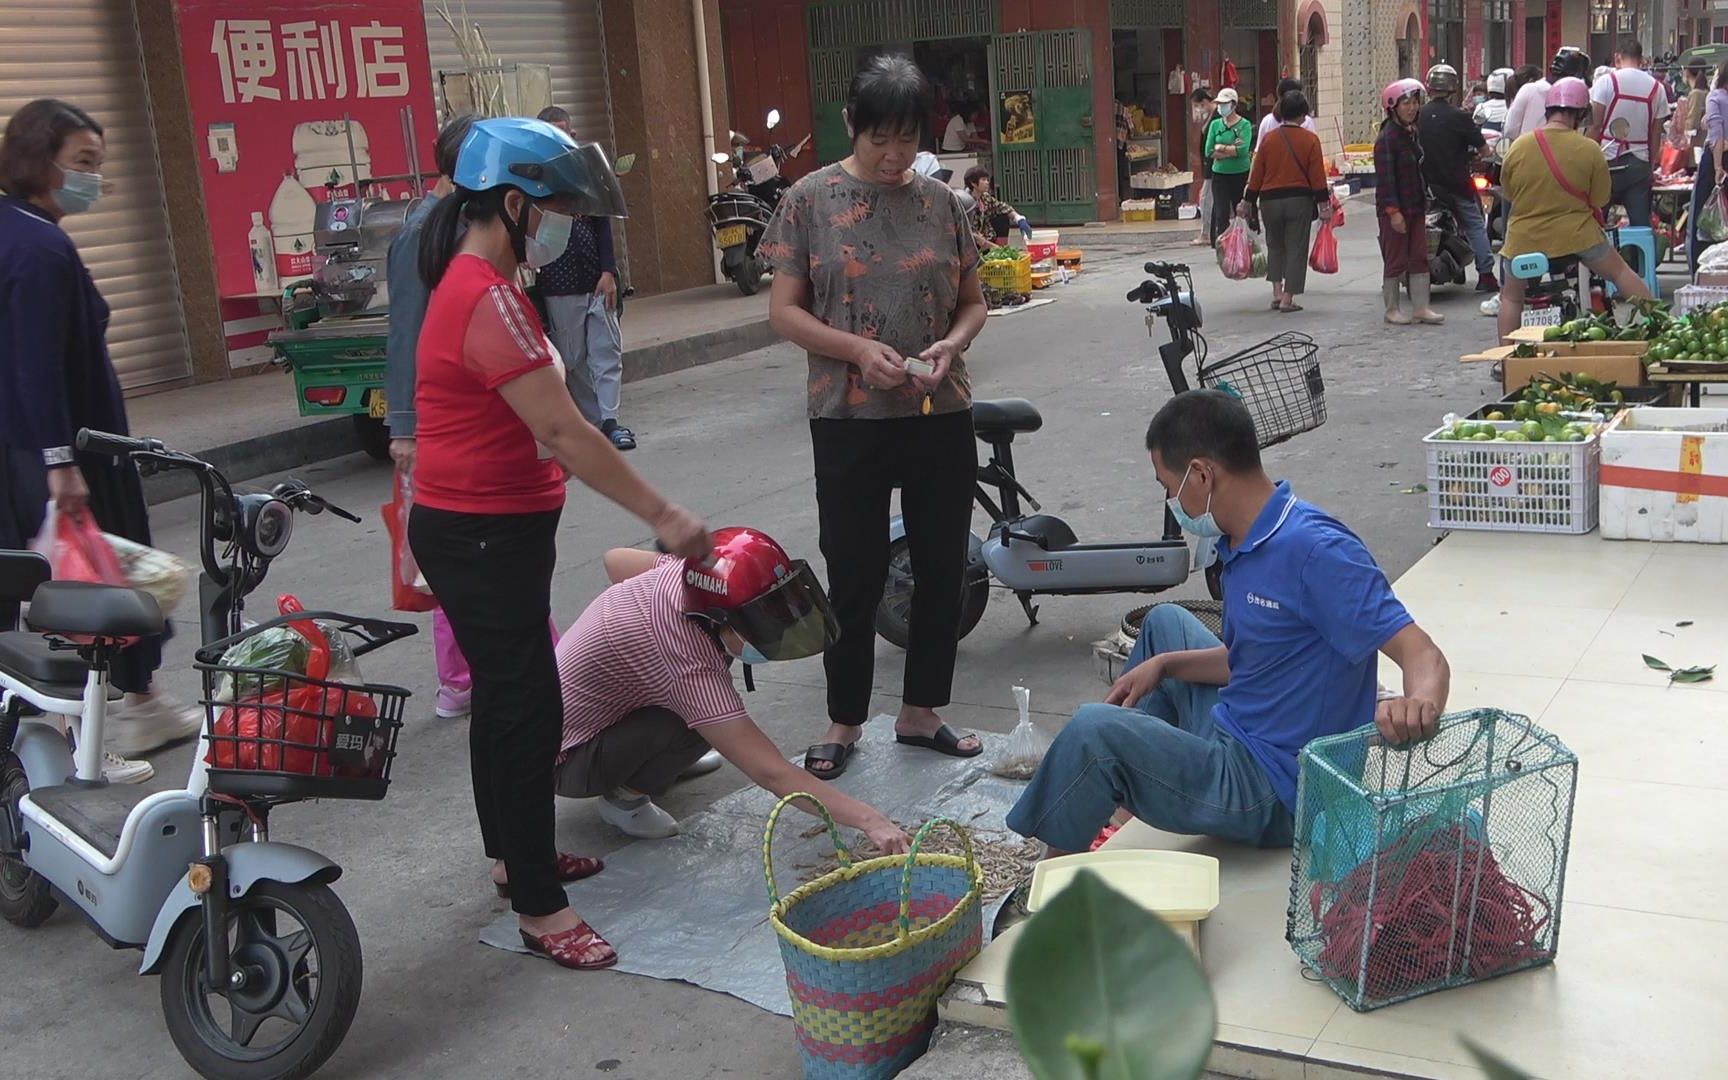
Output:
[174, 0, 439, 299]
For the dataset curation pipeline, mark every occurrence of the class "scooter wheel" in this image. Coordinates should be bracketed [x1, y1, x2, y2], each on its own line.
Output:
[0, 754, 57, 928]
[875, 536, 989, 649]
[160, 881, 362, 1080]
[352, 415, 392, 463]
[735, 255, 765, 296]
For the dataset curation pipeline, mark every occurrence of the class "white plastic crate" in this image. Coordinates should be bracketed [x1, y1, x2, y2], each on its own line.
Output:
[1424, 423, 1600, 534]
[1672, 284, 1728, 317]
[1600, 407, 1728, 543]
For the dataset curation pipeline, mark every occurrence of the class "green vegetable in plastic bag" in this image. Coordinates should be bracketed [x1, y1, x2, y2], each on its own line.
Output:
[1699, 191, 1728, 242]
[216, 627, 310, 700]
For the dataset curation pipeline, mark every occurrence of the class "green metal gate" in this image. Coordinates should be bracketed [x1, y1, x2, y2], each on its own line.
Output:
[991, 30, 1096, 226]
[806, 0, 998, 164]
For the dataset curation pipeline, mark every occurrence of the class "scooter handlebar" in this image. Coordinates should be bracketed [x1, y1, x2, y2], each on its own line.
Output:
[76, 428, 162, 457]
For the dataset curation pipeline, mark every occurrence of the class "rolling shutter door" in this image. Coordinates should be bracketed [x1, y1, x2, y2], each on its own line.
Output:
[421, 0, 613, 146]
[0, 0, 192, 390]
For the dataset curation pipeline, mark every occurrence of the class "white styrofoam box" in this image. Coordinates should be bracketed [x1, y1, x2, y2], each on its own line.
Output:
[1600, 407, 1728, 542]
[1424, 422, 1600, 534]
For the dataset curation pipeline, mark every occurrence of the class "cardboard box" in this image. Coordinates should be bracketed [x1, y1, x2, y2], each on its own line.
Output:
[1695, 270, 1728, 288]
[1600, 407, 1728, 542]
[1502, 352, 1645, 392]
[1504, 326, 1651, 356]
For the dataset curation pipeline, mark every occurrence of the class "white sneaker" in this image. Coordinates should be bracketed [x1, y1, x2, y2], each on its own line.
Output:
[598, 794, 680, 839]
[678, 749, 723, 781]
[1480, 294, 1500, 317]
[103, 751, 154, 785]
[108, 692, 204, 757]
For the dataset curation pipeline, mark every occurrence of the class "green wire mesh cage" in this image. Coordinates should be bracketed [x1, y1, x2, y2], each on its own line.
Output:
[1286, 709, 1578, 1012]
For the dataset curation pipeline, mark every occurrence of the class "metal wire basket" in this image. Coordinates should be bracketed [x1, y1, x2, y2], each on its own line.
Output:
[1198, 331, 1326, 449]
[195, 612, 414, 802]
[1286, 709, 1577, 1012]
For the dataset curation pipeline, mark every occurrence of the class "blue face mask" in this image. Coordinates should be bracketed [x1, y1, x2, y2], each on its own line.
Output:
[1169, 463, 1223, 538]
[52, 169, 102, 215]
[525, 207, 573, 268]
[736, 642, 769, 665]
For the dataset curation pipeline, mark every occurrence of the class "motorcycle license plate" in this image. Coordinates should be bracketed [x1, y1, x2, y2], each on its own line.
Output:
[715, 224, 747, 249]
[367, 391, 388, 419]
[1521, 306, 1564, 329]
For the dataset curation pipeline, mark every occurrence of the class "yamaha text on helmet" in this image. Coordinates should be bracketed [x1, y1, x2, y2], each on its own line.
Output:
[682, 527, 840, 661]
[1425, 63, 1461, 97]
[1551, 46, 1592, 83]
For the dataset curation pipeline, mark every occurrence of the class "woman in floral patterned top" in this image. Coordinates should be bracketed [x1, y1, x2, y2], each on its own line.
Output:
[962, 165, 1032, 248]
[761, 56, 988, 782]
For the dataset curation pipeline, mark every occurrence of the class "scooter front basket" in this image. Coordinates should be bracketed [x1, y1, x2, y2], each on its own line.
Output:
[1198, 331, 1326, 449]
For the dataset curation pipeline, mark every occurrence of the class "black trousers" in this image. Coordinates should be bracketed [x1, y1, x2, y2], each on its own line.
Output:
[1209, 171, 1249, 244]
[408, 503, 567, 917]
[811, 410, 976, 726]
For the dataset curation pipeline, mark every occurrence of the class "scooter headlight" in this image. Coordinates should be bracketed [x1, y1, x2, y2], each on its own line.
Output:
[236, 494, 294, 559]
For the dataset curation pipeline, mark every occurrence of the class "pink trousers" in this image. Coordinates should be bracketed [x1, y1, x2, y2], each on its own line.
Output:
[431, 606, 558, 693]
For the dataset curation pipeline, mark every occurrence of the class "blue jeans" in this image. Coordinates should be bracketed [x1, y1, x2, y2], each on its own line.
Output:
[1438, 190, 1494, 277]
[1691, 151, 1716, 275]
[1006, 605, 1294, 852]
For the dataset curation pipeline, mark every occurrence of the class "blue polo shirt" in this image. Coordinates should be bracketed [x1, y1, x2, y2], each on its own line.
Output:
[1212, 482, 1412, 809]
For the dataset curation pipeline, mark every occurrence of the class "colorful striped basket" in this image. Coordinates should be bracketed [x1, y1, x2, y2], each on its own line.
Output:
[765, 794, 984, 1079]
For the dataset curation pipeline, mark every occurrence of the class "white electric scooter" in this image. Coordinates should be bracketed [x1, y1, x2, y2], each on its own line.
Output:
[0, 428, 414, 1080]
[876, 260, 1328, 646]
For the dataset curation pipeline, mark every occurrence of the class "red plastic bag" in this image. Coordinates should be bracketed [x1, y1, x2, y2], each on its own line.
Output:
[31, 503, 139, 644]
[1218, 218, 1253, 280]
[381, 471, 437, 613]
[1310, 219, 1340, 274]
[1329, 194, 1345, 228]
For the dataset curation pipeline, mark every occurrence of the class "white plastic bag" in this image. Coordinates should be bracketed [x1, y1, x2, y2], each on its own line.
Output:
[990, 685, 1052, 780]
[104, 532, 193, 615]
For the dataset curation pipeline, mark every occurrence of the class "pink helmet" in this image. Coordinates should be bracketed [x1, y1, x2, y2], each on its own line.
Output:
[1545, 77, 1590, 112]
[1382, 78, 1425, 112]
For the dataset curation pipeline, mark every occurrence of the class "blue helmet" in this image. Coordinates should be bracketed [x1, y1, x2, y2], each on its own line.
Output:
[453, 117, 628, 218]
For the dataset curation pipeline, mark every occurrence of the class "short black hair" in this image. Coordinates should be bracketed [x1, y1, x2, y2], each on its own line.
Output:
[846, 55, 931, 139]
[434, 113, 476, 179]
[1190, 87, 1214, 104]
[1276, 91, 1311, 123]
[1276, 77, 1303, 98]
[0, 99, 102, 200]
[1144, 390, 1261, 474]
[536, 105, 571, 125]
[1619, 38, 1642, 61]
[963, 165, 992, 190]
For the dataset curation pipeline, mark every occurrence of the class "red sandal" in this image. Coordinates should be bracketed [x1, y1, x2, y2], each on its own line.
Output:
[518, 921, 618, 971]
[494, 852, 605, 898]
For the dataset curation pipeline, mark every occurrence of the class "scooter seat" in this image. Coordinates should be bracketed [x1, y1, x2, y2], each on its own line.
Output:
[0, 630, 98, 699]
[973, 398, 1043, 436]
[27, 581, 163, 640]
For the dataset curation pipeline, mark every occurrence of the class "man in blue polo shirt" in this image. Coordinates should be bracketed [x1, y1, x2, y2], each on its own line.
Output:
[1007, 390, 1450, 852]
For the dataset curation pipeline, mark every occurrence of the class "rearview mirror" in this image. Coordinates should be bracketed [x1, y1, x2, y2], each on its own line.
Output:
[614, 153, 636, 176]
[766, 108, 782, 130]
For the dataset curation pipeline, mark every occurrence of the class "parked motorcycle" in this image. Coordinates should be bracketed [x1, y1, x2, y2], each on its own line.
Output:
[874, 261, 1330, 646]
[1426, 196, 1474, 286]
[0, 430, 414, 1079]
[707, 108, 811, 296]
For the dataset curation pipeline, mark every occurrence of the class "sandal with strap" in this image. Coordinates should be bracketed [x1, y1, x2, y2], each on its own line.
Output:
[494, 852, 605, 898]
[601, 419, 637, 451]
[519, 921, 618, 971]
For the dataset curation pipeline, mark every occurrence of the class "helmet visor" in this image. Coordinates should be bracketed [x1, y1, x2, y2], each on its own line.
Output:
[537, 142, 630, 218]
[729, 561, 839, 661]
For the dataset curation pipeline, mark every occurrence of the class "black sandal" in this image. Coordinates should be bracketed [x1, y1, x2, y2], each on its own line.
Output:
[803, 742, 857, 779]
[601, 419, 637, 451]
[895, 724, 983, 759]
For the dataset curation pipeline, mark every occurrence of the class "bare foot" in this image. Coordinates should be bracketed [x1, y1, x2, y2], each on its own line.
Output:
[894, 706, 980, 754]
[805, 722, 862, 775]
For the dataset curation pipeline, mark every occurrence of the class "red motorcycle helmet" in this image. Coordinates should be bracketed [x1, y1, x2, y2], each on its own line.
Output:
[682, 527, 839, 661]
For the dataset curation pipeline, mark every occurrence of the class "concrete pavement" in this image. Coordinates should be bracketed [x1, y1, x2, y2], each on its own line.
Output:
[2, 217, 1589, 1079]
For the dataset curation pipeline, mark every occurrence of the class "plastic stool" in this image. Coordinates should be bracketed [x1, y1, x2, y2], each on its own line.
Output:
[1611, 226, 1660, 298]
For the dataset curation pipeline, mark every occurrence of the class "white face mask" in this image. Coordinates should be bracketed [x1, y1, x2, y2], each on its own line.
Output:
[525, 207, 574, 269]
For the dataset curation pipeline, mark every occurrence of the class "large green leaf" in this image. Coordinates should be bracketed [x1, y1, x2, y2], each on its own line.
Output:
[1005, 870, 1217, 1080]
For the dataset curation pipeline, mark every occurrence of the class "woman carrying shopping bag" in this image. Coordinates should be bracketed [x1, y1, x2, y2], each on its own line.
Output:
[1689, 61, 1728, 274]
[1241, 91, 1332, 313]
[1203, 88, 1254, 246]
[1, 99, 204, 783]
[408, 117, 709, 969]
[1374, 80, 1445, 325]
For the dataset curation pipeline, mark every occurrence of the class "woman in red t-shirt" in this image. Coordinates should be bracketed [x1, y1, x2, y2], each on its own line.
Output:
[408, 118, 710, 971]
